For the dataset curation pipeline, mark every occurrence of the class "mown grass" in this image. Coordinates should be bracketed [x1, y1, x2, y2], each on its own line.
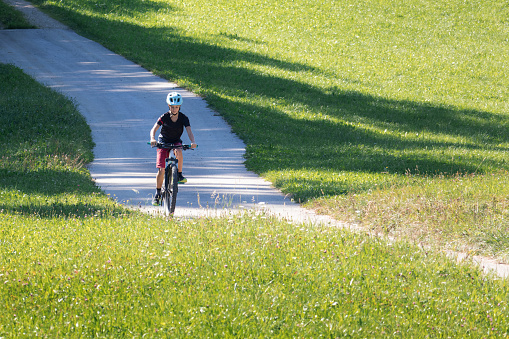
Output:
[0, 63, 118, 218]
[3, 63, 509, 337]
[0, 1, 35, 29]
[26, 0, 509, 259]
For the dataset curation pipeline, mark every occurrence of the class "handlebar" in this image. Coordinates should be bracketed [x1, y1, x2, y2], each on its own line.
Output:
[148, 142, 196, 150]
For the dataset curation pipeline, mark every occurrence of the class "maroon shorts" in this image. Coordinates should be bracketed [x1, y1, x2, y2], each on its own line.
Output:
[156, 143, 182, 168]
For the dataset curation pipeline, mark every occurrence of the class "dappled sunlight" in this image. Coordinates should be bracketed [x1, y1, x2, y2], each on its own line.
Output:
[89, 152, 292, 209]
[25, 0, 509, 194]
[5, 1, 508, 205]
[45, 67, 176, 94]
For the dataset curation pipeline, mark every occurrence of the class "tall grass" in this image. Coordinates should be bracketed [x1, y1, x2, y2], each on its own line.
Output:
[2, 64, 509, 337]
[27, 0, 509, 259]
[4, 210, 509, 337]
[312, 171, 509, 261]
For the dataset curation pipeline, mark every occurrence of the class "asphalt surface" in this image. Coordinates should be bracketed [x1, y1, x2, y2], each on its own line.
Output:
[2, 0, 509, 278]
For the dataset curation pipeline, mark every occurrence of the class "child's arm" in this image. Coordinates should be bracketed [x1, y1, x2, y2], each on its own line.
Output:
[186, 126, 197, 148]
[150, 122, 160, 146]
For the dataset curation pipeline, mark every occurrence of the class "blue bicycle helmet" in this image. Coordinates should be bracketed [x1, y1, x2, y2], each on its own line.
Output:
[166, 92, 183, 106]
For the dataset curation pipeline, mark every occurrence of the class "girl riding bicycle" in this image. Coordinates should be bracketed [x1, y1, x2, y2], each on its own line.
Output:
[150, 92, 197, 206]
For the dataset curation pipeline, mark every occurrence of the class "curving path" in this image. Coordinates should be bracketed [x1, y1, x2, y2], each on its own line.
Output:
[1, 0, 509, 278]
[0, 0, 342, 226]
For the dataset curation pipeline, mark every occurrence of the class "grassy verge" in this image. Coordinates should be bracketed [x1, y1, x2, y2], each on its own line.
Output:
[0, 1, 35, 29]
[26, 0, 509, 260]
[310, 172, 509, 262]
[3, 63, 509, 336]
[0, 63, 118, 218]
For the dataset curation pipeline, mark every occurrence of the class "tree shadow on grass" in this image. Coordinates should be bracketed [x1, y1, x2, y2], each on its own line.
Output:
[0, 199, 126, 219]
[100, 20, 507, 142]
[0, 168, 126, 218]
[31, 4, 509, 198]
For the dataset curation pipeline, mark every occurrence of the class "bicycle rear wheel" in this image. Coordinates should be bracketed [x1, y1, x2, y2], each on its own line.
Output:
[162, 164, 178, 215]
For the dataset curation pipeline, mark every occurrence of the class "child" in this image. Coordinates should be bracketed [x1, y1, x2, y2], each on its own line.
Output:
[150, 92, 197, 206]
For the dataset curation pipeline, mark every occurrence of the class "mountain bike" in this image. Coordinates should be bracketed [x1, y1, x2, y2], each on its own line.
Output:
[149, 142, 194, 216]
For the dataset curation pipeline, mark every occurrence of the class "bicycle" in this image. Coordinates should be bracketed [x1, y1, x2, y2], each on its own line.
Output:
[149, 142, 195, 216]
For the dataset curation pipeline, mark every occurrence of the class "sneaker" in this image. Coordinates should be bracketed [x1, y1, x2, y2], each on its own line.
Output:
[178, 173, 187, 184]
[152, 194, 161, 206]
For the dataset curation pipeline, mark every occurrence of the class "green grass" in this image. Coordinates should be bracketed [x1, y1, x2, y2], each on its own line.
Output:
[4, 210, 509, 337]
[3, 63, 509, 337]
[25, 0, 509, 259]
[311, 171, 509, 262]
[0, 1, 35, 29]
[3, 1, 509, 335]
[28, 0, 509, 180]
[0, 63, 120, 217]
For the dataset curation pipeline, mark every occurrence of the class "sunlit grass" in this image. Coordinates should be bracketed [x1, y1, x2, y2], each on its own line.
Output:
[26, 0, 509, 262]
[310, 171, 509, 262]
[3, 54, 509, 337]
[29, 0, 509, 177]
[3, 209, 509, 337]
[5, 1, 509, 334]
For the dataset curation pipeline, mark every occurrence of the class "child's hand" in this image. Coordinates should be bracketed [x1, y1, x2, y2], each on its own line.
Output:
[150, 139, 157, 147]
[191, 143, 197, 149]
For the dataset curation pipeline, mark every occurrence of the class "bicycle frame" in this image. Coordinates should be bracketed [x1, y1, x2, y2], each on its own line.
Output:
[150, 142, 193, 215]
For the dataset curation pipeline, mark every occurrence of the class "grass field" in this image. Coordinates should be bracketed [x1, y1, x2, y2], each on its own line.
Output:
[2, 0, 509, 336]
[26, 0, 509, 259]
[3, 62, 509, 336]
[2, 64, 509, 337]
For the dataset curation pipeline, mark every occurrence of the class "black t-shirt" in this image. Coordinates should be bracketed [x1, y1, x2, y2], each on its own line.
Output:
[156, 111, 190, 143]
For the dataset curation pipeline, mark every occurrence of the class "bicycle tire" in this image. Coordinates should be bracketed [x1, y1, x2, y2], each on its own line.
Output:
[162, 169, 171, 216]
[162, 164, 178, 215]
[169, 164, 178, 213]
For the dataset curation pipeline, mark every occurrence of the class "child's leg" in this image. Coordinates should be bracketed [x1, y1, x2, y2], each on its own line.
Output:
[174, 149, 183, 173]
[156, 148, 169, 189]
[156, 168, 165, 189]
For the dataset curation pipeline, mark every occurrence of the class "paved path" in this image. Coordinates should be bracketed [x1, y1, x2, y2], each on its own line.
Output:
[2, 0, 509, 278]
[0, 0, 342, 225]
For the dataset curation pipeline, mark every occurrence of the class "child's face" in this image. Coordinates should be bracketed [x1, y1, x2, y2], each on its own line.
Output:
[169, 105, 180, 115]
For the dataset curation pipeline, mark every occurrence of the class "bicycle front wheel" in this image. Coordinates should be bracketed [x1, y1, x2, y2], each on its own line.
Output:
[162, 164, 178, 215]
